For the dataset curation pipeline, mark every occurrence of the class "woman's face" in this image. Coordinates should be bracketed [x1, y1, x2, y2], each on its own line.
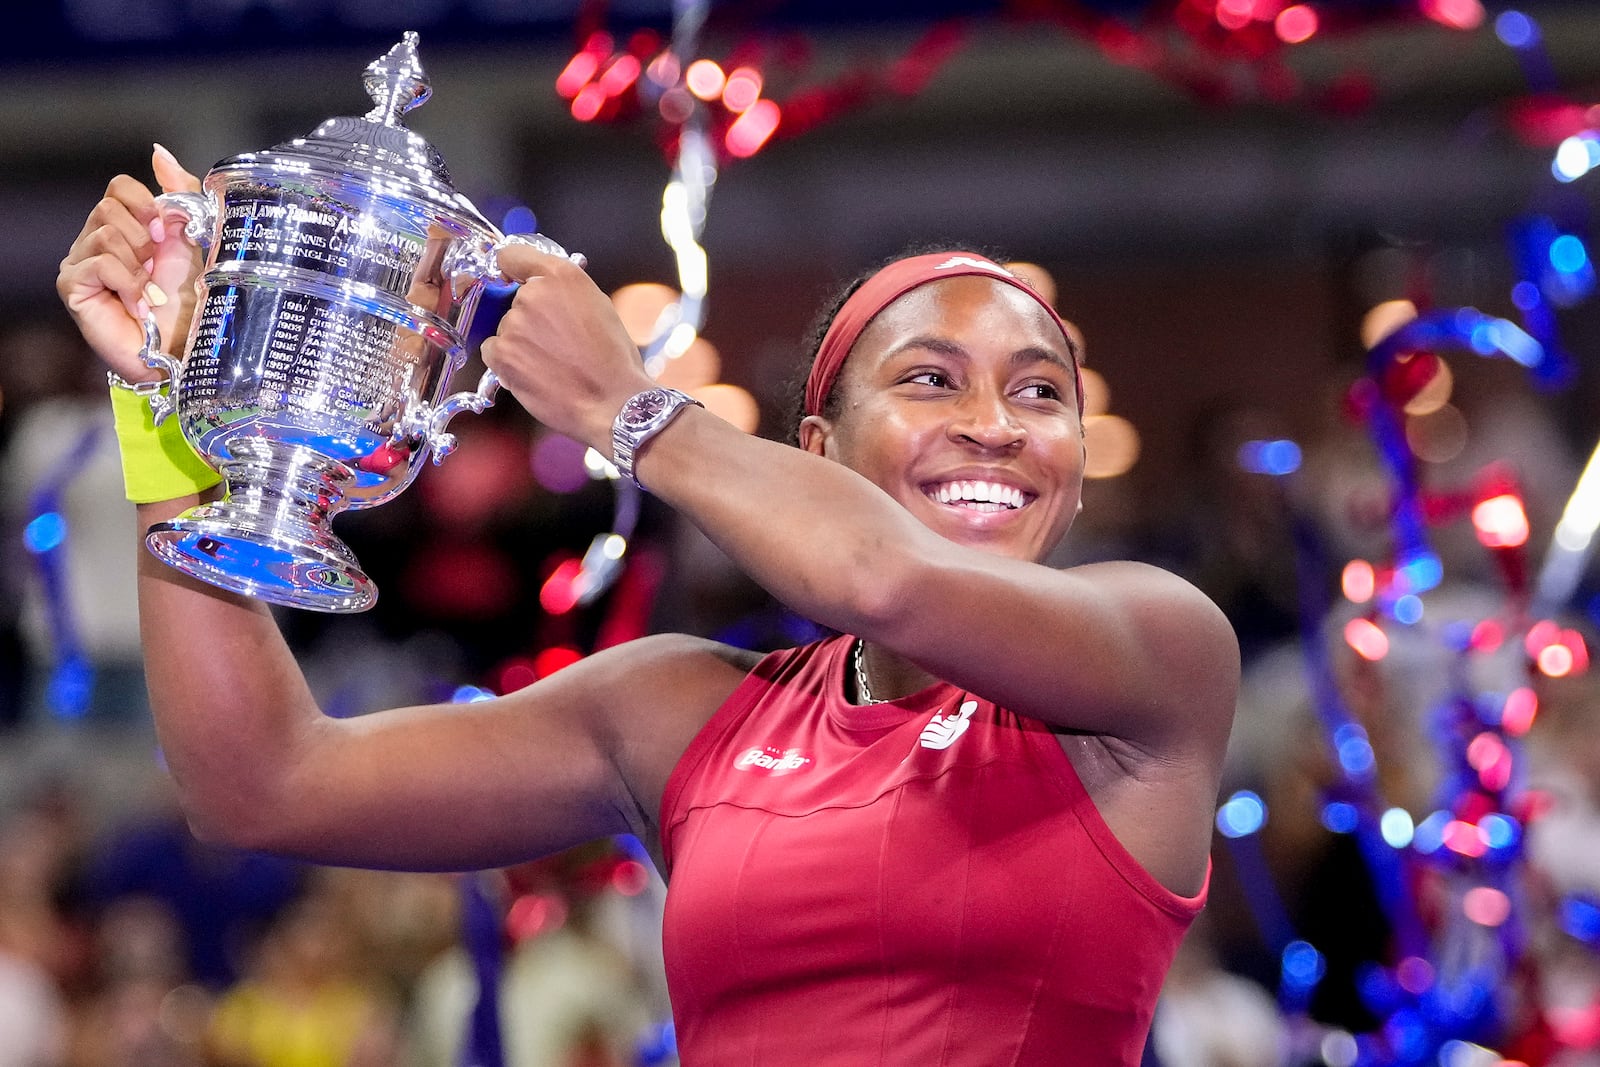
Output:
[801, 275, 1085, 564]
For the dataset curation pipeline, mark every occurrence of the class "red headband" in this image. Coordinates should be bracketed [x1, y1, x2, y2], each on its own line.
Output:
[803, 252, 1083, 418]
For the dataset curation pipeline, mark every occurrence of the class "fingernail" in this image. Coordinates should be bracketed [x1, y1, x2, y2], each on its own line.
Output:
[144, 282, 168, 307]
[148, 216, 166, 243]
[137, 299, 152, 319]
[152, 142, 177, 165]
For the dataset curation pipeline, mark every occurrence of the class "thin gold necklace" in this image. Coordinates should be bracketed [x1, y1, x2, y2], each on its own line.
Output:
[853, 638, 887, 705]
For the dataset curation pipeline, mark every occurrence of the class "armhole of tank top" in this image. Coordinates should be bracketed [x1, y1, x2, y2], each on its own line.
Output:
[657, 647, 802, 875]
[1019, 719, 1210, 920]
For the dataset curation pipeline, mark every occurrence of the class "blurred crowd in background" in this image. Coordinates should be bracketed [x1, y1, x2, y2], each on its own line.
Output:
[3, 281, 1599, 1067]
[0, 315, 685, 1066]
[10, 0, 1600, 1060]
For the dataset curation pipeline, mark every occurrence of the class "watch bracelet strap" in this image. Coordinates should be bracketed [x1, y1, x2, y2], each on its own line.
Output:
[613, 387, 702, 490]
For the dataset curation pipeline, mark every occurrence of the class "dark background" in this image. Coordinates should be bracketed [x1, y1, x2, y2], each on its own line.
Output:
[4, 0, 1598, 519]
[2, 6, 1599, 1060]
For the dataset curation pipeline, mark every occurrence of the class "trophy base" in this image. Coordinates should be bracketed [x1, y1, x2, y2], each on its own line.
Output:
[145, 440, 378, 613]
[147, 507, 377, 613]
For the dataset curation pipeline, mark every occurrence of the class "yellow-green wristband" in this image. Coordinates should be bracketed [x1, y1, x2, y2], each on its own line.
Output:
[109, 382, 221, 504]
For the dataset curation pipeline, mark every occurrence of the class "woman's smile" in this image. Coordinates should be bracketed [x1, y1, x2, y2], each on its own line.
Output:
[808, 274, 1085, 562]
[925, 478, 1032, 511]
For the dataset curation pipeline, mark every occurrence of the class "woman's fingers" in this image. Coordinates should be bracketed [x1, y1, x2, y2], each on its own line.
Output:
[493, 243, 577, 284]
[151, 142, 202, 195]
[73, 185, 158, 267]
[55, 252, 157, 381]
[480, 248, 657, 451]
[57, 169, 202, 381]
[63, 230, 149, 318]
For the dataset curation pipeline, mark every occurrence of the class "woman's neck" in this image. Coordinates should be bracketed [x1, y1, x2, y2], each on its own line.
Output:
[854, 639, 939, 705]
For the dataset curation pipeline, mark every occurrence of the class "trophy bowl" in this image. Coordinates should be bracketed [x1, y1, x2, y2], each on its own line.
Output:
[136, 32, 582, 612]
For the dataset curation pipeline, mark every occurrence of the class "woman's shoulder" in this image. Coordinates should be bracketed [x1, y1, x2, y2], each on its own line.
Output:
[599, 631, 766, 683]
[1064, 559, 1238, 667]
[584, 633, 773, 739]
[574, 633, 778, 852]
[522, 633, 767, 769]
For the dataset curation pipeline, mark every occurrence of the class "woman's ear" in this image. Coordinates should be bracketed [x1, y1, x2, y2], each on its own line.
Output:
[798, 414, 834, 459]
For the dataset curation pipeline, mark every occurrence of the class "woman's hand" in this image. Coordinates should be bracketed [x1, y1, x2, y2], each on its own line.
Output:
[480, 245, 656, 455]
[55, 145, 204, 383]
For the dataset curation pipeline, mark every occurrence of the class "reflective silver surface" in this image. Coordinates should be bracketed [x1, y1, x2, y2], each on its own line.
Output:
[139, 33, 581, 612]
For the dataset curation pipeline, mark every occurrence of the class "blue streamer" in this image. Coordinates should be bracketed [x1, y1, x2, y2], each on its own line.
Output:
[458, 873, 506, 1067]
[1288, 505, 1429, 961]
[634, 1019, 678, 1066]
[1362, 306, 1563, 595]
[24, 420, 105, 719]
[1508, 216, 1581, 390]
[1222, 831, 1298, 963]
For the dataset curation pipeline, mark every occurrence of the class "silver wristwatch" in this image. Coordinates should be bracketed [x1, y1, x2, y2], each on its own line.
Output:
[611, 386, 702, 488]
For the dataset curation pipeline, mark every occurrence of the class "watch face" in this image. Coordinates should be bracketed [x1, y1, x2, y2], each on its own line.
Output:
[623, 389, 674, 428]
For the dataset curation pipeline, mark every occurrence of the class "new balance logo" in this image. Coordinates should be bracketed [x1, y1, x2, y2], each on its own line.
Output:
[734, 746, 813, 776]
[919, 700, 978, 750]
[935, 256, 1012, 277]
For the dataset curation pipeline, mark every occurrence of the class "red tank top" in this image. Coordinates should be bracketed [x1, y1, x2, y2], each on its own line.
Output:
[660, 635, 1206, 1066]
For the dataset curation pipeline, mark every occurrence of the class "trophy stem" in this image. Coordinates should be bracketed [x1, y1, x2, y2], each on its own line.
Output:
[145, 438, 378, 612]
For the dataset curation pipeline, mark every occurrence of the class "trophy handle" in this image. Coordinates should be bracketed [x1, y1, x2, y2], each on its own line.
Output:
[138, 312, 184, 424]
[489, 232, 588, 274]
[137, 191, 216, 423]
[153, 190, 216, 246]
[423, 232, 588, 463]
[423, 367, 499, 463]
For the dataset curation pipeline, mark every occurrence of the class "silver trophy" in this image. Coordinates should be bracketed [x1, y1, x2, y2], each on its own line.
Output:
[135, 32, 582, 612]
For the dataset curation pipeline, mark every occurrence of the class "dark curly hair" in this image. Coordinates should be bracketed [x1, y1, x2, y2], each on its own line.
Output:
[780, 242, 1016, 445]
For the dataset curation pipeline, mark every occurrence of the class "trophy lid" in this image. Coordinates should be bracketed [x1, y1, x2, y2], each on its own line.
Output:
[228, 32, 492, 230]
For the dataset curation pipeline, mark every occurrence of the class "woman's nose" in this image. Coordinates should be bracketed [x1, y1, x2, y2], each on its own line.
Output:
[947, 391, 1025, 450]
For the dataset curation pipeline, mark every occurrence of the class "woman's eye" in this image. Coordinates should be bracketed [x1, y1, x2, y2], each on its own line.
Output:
[1018, 382, 1062, 401]
[907, 371, 950, 388]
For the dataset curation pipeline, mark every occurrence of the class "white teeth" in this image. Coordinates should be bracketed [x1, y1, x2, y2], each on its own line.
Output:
[932, 480, 1025, 509]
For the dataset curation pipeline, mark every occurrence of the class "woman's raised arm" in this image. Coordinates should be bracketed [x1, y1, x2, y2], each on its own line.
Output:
[130, 509, 738, 871]
[484, 247, 1238, 760]
[57, 156, 744, 873]
[638, 413, 1236, 756]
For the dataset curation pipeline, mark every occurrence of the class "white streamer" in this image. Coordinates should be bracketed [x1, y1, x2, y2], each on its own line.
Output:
[1535, 436, 1600, 611]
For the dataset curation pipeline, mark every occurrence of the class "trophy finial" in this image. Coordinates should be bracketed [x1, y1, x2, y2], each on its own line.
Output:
[363, 31, 432, 126]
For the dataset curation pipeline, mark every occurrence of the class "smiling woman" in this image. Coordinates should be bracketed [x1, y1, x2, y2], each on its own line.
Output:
[58, 158, 1238, 1067]
[798, 259, 1086, 564]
